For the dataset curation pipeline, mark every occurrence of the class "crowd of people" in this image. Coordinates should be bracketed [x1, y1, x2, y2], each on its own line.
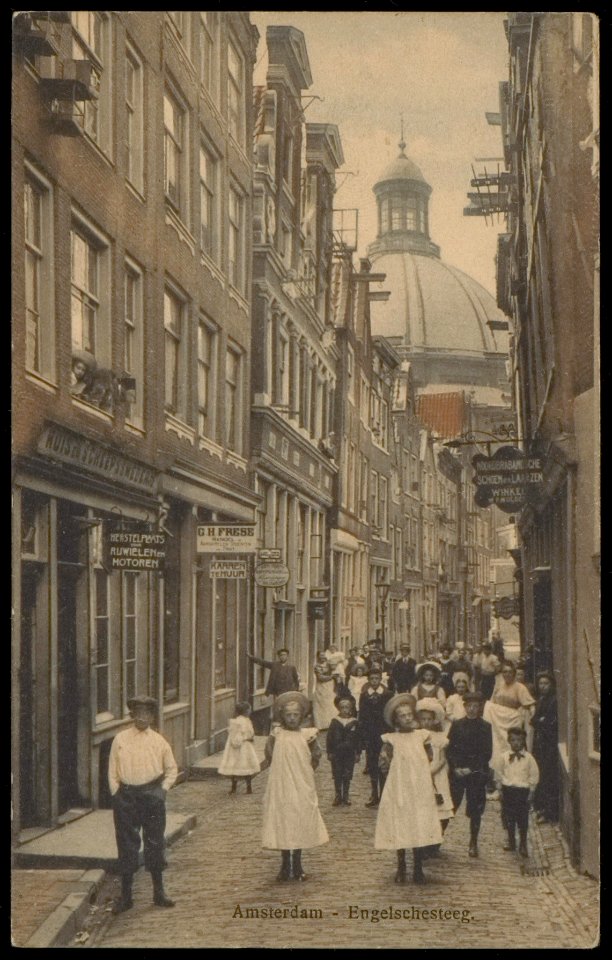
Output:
[105, 636, 560, 910]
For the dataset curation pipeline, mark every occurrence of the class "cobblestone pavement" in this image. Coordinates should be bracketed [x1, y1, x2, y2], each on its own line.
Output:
[86, 743, 599, 949]
[11, 870, 87, 946]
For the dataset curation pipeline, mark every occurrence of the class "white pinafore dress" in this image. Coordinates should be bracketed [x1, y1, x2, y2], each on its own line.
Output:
[262, 727, 329, 850]
[374, 730, 443, 850]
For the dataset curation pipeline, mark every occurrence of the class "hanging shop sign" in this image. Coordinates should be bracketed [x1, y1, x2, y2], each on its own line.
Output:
[209, 560, 248, 580]
[492, 595, 520, 619]
[196, 524, 257, 554]
[257, 548, 282, 562]
[472, 446, 544, 513]
[105, 522, 166, 570]
[254, 562, 290, 588]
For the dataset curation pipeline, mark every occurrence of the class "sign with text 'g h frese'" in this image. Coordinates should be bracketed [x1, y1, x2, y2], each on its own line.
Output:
[196, 524, 257, 554]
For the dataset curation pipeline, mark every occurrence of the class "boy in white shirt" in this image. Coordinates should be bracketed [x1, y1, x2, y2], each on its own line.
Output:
[496, 727, 539, 858]
[108, 696, 178, 913]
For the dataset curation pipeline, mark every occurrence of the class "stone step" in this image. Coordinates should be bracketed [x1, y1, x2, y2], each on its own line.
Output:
[14, 809, 196, 872]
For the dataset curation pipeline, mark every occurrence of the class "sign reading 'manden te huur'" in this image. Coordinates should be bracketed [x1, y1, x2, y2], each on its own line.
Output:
[37, 423, 157, 492]
[472, 445, 543, 513]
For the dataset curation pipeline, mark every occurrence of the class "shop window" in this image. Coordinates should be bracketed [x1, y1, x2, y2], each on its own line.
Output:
[95, 567, 111, 716]
[214, 579, 237, 690]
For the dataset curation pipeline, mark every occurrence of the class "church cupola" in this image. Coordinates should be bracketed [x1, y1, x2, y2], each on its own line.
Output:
[367, 130, 440, 260]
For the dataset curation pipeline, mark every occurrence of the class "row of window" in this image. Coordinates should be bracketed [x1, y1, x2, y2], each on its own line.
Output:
[268, 317, 335, 441]
[24, 164, 245, 450]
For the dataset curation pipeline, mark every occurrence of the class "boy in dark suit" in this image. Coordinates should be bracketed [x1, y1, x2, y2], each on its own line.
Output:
[357, 668, 392, 808]
[248, 648, 299, 698]
[446, 691, 492, 858]
[389, 642, 417, 693]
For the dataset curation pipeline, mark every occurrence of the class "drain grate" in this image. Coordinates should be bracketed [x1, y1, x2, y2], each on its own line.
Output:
[521, 864, 551, 876]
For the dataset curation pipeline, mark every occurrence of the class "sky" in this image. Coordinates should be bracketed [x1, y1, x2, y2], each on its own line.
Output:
[251, 11, 509, 295]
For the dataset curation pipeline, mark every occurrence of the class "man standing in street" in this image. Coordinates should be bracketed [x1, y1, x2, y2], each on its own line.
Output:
[108, 696, 178, 914]
[388, 642, 417, 693]
[248, 648, 299, 700]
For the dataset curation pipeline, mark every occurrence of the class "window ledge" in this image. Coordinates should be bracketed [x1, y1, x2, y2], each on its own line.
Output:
[25, 371, 57, 394]
[71, 397, 114, 423]
[162, 700, 190, 718]
[200, 251, 225, 289]
[165, 206, 196, 255]
[126, 179, 146, 204]
[214, 687, 237, 699]
[198, 434, 223, 461]
[165, 413, 195, 444]
[81, 132, 115, 171]
[226, 450, 247, 472]
[228, 285, 249, 315]
[125, 421, 145, 437]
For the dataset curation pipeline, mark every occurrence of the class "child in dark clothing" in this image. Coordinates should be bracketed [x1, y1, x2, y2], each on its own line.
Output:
[326, 695, 361, 806]
[496, 727, 539, 857]
[446, 690, 492, 859]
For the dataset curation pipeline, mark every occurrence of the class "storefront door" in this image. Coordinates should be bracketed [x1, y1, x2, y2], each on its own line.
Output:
[19, 564, 40, 828]
[57, 563, 81, 814]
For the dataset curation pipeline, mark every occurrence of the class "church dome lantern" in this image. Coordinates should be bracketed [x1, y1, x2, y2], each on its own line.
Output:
[369, 136, 440, 259]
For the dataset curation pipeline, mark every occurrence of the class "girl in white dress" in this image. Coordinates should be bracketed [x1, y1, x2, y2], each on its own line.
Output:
[262, 691, 329, 881]
[312, 652, 338, 730]
[416, 698, 454, 856]
[445, 673, 471, 728]
[376, 694, 443, 884]
[218, 702, 260, 794]
[348, 664, 368, 705]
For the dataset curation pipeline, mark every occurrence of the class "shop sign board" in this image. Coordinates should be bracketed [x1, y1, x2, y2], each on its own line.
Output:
[254, 562, 290, 588]
[38, 422, 157, 492]
[257, 548, 282, 562]
[209, 560, 248, 579]
[197, 524, 257, 554]
[106, 523, 166, 570]
[472, 446, 544, 513]
[493, 596, 519, 619]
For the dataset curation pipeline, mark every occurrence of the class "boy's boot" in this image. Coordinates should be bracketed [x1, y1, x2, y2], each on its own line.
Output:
[342, 779, 351, 806]
[151, 870, 175, 908]
[113, 874, 134, 914]
[365, 777, 379, 807]
[468, 822, 479, 858]
[413, 848, 425, 884]
[246, 777, 253, 795]
[518, 830, 528, 858]
[292, 849, 307, 881]
[503, 825, 516, 851]
[277, 850, 291, 882]
[395, 849, 406, 883]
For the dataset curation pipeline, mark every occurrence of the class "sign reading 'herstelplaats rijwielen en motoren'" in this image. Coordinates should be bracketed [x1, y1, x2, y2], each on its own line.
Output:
[105, 522, 166, 571]
[472, 445, 544, 513]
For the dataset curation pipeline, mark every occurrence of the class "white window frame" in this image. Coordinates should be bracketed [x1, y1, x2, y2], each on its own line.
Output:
[197, 316, 218, 440]
[227, 36, 245, 147]
[228, 183, 246, 295]
[24, 162, 55, 383]
[70, 211, 111, 369]
[164, 283, 189, 421]
[199, 12, 219, 101]
[164, 84, 189, 221]
[71, 12, 111, 155]
[199, 137, 219, 260]
[167, 12, 192, 56]
[225, 342, 244, 454]
[124, 258, 144, 429]
[94, 564, 111, 718]
[379, 475, 389, 539]
[125, 41, 144, 195]
[121, 571, 138, 708]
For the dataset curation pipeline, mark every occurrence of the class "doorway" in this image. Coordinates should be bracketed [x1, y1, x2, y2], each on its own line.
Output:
[19, 564, 41, 828]
[57, 563, 81, 814]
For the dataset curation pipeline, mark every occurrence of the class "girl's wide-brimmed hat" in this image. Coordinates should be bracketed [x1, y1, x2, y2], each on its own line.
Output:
[273, 690, 311, 721]
[72, 348, 97, 370]
[416, 661, 442, 681]
[384, 693, 417, 729]
[416, 697, 445, 723]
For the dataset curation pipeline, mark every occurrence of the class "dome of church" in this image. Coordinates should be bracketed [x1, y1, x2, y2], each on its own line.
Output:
[367, 137, 509, 390]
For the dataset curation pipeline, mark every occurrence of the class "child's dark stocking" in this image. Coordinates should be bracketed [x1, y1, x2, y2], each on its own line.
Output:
[469, 816, 480, 857]
[292, 849, 307, 881]
[230, 777, 237, 794]
[342, 777, 352, 805]
[413, 847, 425, 883]
[366, 775, 379, 807]
[277, 849, 291, 882]
[395, 848, 407, 883]
[245, 776, 253, 795]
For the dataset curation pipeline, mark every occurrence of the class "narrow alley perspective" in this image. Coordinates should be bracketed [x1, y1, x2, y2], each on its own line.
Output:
[84, 751, 597, 950]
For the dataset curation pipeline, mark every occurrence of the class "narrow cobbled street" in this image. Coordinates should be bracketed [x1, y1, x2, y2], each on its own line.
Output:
[89, 744, 596, 949]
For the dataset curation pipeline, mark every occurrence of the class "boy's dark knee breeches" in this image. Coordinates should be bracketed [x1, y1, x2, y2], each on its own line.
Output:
[501, 786, 529, 833]
[451, 771, 487, 820]
[112, 783, 167, 875]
